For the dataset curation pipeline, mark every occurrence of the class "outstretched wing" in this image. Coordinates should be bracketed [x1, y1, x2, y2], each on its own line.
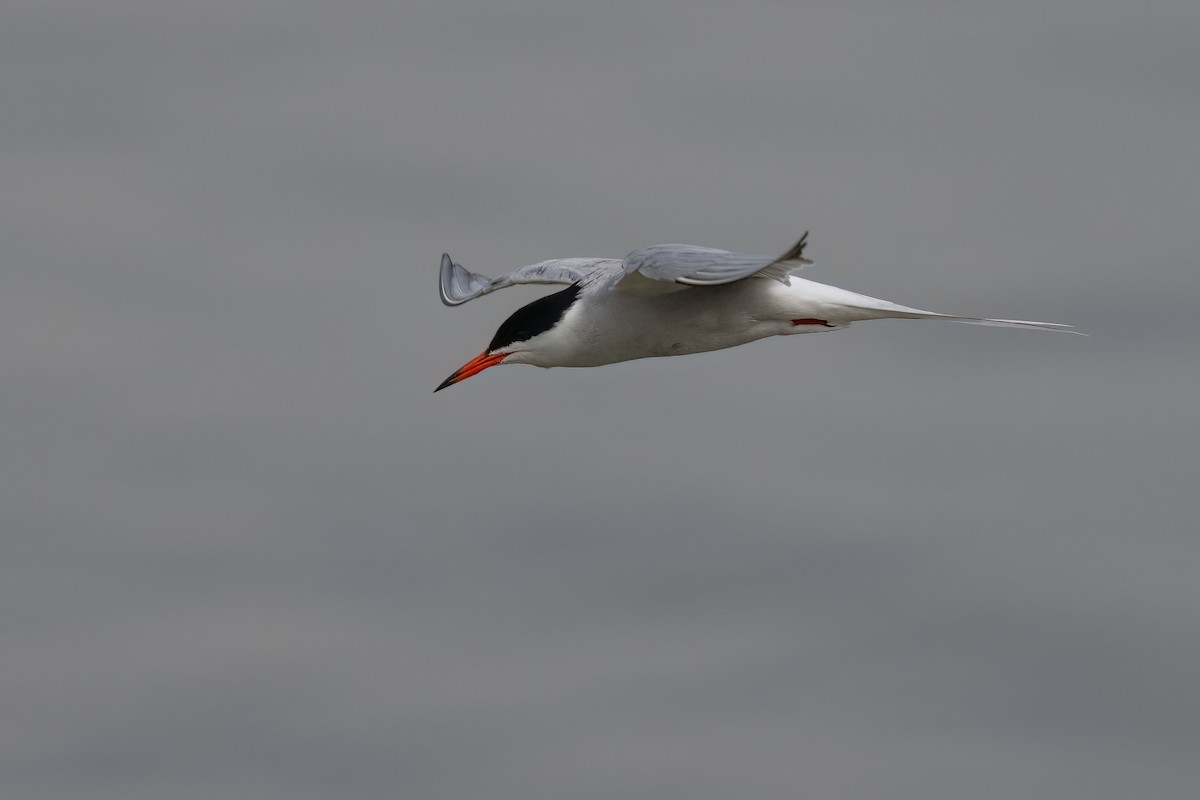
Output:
[438, 254, 617, 306]
[620, 231, 813, 288]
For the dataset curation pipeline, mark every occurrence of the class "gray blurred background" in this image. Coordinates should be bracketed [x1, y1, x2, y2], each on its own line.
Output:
[2, 2, 1197, 798]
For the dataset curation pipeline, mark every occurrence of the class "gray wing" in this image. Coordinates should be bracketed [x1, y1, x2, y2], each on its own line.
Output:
[620, 231, 812, 287]
[438, 253, 618, 306]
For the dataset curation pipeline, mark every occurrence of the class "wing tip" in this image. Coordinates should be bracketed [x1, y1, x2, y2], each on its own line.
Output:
[438, 253, 462, 306]
[778, 230, 813, 265]
[439, 252, 486, 306]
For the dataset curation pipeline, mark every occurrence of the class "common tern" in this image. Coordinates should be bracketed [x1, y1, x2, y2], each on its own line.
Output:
[435, 232, 1077, 391]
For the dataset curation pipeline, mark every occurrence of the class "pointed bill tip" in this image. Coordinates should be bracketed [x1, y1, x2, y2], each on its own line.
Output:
[433, 351, 507, 392]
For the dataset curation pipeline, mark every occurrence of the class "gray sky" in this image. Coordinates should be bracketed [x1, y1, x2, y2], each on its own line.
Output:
[2, 2, 1198, 798]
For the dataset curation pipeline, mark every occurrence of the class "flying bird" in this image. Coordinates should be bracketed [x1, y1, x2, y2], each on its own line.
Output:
[435, 232, 1077, 391]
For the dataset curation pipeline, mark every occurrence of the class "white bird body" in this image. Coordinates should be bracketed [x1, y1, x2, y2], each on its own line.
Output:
[533, 276, 844, 366]
[434, 233, 1077, 390]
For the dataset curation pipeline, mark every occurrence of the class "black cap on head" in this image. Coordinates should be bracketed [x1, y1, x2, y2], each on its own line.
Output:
[487, 283, 581, 352]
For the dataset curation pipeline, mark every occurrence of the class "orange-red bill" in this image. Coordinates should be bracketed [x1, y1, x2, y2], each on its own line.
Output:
[434, 351, 507, 392]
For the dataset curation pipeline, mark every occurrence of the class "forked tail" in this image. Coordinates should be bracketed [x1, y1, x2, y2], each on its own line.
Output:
[902, 311, 1083, 333]
[788, 278, 1083, 334]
